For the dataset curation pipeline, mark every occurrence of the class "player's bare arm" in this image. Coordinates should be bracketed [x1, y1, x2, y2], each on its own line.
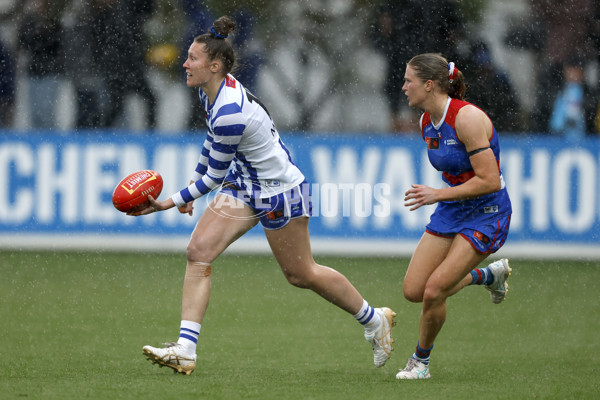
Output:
[439, 106, 500, 200]
[405, 106, 501, 211]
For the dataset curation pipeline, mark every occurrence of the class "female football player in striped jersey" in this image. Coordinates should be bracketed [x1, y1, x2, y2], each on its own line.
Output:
[396, 53, 512, 380]
[130, 16, 396, 375]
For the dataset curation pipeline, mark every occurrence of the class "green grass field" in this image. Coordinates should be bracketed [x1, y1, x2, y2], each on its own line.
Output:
[1, 250, 598, 400]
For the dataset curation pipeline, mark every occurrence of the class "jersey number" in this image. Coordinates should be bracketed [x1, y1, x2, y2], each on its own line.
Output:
[245, 89, 272, 119]
[245, 88, 276, 136]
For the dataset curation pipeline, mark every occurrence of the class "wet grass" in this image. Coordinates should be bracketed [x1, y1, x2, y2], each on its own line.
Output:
[1, 251, 598, 399]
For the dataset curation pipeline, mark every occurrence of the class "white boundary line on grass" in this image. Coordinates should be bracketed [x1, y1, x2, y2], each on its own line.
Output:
[1, 234, 599, 260]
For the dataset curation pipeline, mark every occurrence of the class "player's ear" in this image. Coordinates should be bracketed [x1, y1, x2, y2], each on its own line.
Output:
[425, 79, 434, 92]
[210, 60, 222, 73]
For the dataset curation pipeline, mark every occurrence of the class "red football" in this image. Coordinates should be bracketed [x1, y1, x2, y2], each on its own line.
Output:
[112, 170, 163, 213]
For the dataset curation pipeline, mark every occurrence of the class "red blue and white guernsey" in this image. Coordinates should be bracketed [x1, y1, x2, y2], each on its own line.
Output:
[421, 97, 512, 254]
[171, 74, 305, 207]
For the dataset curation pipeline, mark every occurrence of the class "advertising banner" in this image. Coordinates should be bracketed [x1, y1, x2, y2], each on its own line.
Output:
[1, 132, 598, 258]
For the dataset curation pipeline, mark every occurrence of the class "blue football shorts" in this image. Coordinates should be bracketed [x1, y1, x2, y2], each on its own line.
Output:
[218, 180, 312, 230]
[426, 210, 511, 254]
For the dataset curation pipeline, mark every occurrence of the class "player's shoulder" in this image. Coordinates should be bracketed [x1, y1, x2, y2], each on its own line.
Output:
[213, 76, 245, 119]
[448, 98, 485, 126]
[455, 101, 487, 124]
[454, 100, 494, 140]
[219, 75, 244, 104]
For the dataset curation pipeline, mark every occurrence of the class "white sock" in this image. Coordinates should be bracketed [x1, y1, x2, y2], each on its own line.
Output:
[353, 299, 381, 331]
[177, 320, 201, 355]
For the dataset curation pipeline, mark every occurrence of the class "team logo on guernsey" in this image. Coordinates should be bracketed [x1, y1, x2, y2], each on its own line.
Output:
[426, 137, 440, 150]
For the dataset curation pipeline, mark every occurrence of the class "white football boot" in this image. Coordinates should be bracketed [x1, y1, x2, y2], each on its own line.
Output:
[396, 358, 431, 380]
[142, 342, 196, 375]
[364, 307, 397, 367]
[485, 259, 511, 304]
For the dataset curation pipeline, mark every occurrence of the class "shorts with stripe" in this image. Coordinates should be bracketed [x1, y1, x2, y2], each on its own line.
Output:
[426, 202, 511, 254]
[219, 180, 312, 230]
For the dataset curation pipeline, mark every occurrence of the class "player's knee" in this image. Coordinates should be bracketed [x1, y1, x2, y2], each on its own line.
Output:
[186, 238, 212, 263]
[283, 270, 311, 288]
[403, 286, 424, 303]
[281, 265, 316, 289]
[422, 282, 445, 304]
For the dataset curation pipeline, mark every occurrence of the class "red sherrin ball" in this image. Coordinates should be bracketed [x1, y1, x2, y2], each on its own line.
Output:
[112, 170, 163, 213]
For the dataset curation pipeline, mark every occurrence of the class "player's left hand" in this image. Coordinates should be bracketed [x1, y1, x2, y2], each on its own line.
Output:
[178, 201, 194, 216]
[404, 184, 438, 211]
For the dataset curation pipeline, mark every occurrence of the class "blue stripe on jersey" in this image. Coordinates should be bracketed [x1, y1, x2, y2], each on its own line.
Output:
[195, 164, 208, 176]
[212, 103, 243, 125]
[235, 152, 259, 179]
[234, 172, 247, 192]
[182, 179, 211, 203]
[233, 153, 261, 196]
[239, 85, 245, 108]
[196, 162, 208, 175]
[181, 187, 193, 203]
[208, 157, 231, 170]
[195, 155, 208, 174]
[205, 173, 222, 184]
[213, 123, 245, 137]
[212, 141, 238, 155]
[278, 138, 295, 164]
[194, 141, 211, 176]
[227, 164, 244, 189]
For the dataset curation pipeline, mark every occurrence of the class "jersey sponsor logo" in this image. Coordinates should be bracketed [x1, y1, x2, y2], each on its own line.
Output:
[265, 180, 280, 187]
[426, 137, 439, 150]
[225, 76, 236, 88]
[445, 139, 458, 145]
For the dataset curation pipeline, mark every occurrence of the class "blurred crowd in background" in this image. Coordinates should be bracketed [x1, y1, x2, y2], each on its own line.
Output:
[0, 0, 598, 136]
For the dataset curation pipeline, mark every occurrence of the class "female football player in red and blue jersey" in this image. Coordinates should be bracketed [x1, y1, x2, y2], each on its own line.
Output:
[129, 16, 396, 375]
[396, 53, 512, 380]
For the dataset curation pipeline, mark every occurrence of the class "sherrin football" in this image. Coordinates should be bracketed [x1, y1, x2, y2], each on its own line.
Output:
[112, 170, 163, 213]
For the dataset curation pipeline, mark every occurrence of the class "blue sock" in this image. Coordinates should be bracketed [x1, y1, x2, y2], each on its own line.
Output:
[412, 342, 433, 365]
[469, 267, 494, 285]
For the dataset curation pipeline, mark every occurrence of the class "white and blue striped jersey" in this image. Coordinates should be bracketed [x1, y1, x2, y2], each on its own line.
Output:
[171, 74, 305, 207]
